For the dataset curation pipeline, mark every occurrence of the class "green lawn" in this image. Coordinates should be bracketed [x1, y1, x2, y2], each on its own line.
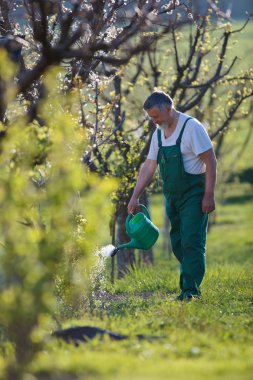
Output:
[20, 181, 253, 380]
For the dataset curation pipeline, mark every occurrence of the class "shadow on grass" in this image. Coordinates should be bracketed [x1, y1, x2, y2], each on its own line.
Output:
[224, 193, 253, 205]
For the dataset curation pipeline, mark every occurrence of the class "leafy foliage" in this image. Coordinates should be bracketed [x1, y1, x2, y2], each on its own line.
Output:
[0, 56, 115, 379]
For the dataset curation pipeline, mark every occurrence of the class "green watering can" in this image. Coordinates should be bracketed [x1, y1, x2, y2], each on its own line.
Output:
[111, 204, 159, 257]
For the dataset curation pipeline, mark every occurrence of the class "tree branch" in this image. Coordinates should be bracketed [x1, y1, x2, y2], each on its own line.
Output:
[211, 93, 253, 140]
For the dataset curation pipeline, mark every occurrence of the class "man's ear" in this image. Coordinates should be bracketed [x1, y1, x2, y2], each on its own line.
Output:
[165, 106, 172, 112]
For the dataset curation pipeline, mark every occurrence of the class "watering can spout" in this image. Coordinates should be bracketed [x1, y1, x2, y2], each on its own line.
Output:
[110, 240, 138, 257]
[110, 204, 159, 257]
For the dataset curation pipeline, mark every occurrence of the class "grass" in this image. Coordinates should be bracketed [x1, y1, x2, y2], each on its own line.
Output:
[18, 182, 253, 380]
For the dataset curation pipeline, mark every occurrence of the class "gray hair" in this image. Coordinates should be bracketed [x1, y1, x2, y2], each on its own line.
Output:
[143, 91, 173, 110]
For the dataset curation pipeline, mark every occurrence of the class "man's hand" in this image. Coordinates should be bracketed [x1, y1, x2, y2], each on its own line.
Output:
[127, 196, 139, 215]
[202, 193, 215, 214]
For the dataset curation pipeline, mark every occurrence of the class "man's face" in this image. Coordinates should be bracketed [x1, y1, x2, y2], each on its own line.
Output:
[146, 106, 172, 129]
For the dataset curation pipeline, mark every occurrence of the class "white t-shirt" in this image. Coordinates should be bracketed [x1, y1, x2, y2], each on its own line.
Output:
[147, 112, 213, 174]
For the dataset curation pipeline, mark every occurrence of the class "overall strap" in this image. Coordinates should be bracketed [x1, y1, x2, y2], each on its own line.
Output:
[157, 128, 162, 148]
[176, 117, 192, 146]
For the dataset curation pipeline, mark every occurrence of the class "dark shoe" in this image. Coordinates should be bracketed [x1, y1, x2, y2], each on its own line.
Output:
[176, 292, 184, 301]
[184, 295, 193, 302]
[176, 293, 200, 302]
[184, 294, 201, 302]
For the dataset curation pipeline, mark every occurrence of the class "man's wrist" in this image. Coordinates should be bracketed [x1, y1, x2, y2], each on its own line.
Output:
[131, 193, 140, 201]
[204, 190, 215, 196]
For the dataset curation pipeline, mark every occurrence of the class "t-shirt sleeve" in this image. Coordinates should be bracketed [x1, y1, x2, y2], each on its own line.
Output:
[189, 120, 213, 155]
[147, 130, 159, 160]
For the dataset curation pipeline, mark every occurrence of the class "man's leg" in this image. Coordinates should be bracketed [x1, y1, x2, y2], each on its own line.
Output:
[179, 193, 208, 297]
[166, 197, 183, 263]
[166, 197, 185, 297]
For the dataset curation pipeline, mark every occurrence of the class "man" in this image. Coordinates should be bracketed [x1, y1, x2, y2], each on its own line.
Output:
[128, 91, 217, 301]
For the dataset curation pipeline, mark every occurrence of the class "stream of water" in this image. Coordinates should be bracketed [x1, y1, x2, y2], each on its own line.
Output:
[89, 244, 115, 307]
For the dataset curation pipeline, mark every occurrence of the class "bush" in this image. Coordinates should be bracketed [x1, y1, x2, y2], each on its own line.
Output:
[0, 59, 115, 380]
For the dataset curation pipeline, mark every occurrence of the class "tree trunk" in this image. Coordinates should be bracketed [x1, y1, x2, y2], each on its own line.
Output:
[0, 79, 7, 123]
[138, 192, 154, 265]
[116, 206, 135, 279]
[109, 215, 116, 284]
[162, 198, 172, 259]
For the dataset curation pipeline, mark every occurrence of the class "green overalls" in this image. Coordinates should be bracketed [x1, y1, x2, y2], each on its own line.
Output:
[157, 117, 208, 298]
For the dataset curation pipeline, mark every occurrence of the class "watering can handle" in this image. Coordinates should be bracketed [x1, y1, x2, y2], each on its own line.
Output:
[139, 204, 151, 220]
[125, 204, 151, 235]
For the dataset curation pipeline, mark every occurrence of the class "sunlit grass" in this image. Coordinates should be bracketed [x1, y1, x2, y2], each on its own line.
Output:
[16, 182, 252, 380]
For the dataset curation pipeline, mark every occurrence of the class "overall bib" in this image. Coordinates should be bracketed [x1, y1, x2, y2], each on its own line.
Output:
[157, 117, 208, 298]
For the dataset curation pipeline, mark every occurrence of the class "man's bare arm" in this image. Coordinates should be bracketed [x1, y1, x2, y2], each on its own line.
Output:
[199, 148, 217, 213]
[128, 159, 157, 214]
